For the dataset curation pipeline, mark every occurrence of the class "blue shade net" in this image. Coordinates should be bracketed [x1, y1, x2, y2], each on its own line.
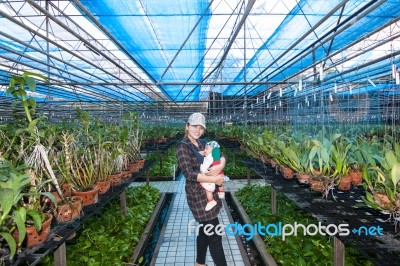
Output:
[223, 0, 400, 97]
[76, 0, 211, 101]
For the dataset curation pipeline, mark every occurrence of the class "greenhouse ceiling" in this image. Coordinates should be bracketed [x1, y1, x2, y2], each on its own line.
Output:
[0, 0, 399, 111]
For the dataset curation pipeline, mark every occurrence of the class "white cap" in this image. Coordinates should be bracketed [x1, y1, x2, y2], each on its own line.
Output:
[187, 112, 206, 129]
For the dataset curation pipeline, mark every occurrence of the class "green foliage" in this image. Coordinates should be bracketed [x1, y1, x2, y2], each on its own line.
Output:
[0, 160, 39, 258]
[235, 185, 373, 266]
[6, 72, 47, 139]
[40, 186, 159, 265]
[140, 125, 179, 142]
[219, 147, 249, 176]
[143, 145, 177, 177]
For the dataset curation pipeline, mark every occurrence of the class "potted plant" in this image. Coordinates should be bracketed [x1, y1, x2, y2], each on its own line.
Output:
[94, 146, 113, 194]
[6, 71, 64, 202]
[69, 147, 99, 206]
[331, 134, 352, 191]
[52, 132, 83, 222]
[0, 161, 32, 259]
[363, 145, 400, 216]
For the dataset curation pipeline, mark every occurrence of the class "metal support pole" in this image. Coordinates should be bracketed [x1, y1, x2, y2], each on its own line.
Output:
[247, 168, 251, 185]
[233, 152, 236, 168]
[54, 242, 67, 266]
[159, 153, 162, 170]
[334, 236, 345, 266]
[120, 191, 127, 216]
[271, 188, 277, 215]
[146, 170, 150, 186]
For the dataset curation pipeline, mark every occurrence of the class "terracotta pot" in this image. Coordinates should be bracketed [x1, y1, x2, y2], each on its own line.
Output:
[137, 159, 145, 169]
[260, 155, 270, 164]
[155, 138, 166, 144]
[281, 166, 295, 179]
[49, 183, 71, 203]
[15, 213, 53, 248]
[373, 193, 392, 210]
[349, 171, 363, 185]
[95, 180, 111, 194]
[122, 170, 131, 179]
[338, 175, 352, 191]
[297, 173, 311, 184]
[110, 173, 123, 186]
[310, 180, 324, 192]
[313, 169, 322, 176]
[71, 188, 99, 206]
[50, 191, 63, 204]
[56, 196, 82, 223]
[127, 163, 140, 173]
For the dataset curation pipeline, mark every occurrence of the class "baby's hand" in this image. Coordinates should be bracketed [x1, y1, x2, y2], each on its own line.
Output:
[199, 150, 206, 156]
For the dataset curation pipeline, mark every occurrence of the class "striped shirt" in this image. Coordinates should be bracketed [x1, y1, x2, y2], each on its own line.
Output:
[176, 137, 224, 222]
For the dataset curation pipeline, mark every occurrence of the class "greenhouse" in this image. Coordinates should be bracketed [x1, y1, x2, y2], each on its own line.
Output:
[0, 0, 399, 265]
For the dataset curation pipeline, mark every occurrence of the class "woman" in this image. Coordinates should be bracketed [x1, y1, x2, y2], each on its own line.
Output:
[176, 112, 228, 266]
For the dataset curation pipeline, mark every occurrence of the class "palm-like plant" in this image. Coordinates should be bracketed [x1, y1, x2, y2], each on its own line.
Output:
[362, 142, 400, 215]
[331, 134, 352, 178]
[308, 137, 333, 176]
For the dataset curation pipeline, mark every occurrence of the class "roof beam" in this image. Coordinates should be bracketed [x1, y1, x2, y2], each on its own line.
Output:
[0, 80, 320, 86]
[202, 0, 256, 82]
[157, 0, 214, 83]
[71, 0, 170, 102]
[230, 0, 387, 100]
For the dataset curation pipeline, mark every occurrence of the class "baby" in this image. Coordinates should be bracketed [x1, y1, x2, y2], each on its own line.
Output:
[200, 141, 229, 211]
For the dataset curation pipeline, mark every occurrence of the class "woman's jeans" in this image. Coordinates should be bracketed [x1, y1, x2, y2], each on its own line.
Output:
[196, 217, 227, 266]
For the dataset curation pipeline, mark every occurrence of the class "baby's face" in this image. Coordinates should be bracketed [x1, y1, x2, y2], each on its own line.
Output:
[204, 145, 212, 156]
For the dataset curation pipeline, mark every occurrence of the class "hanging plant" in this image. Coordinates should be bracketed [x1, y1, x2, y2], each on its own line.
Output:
[6, 72, 64, 202]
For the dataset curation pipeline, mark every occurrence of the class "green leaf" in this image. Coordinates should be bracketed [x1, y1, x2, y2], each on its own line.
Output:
[22, 71, 47, 80]
[13, 208, 27, 245]
[7, 78, 16, 93]
[309, 146, 318, 161]
[15, 128, 27, 135]
[89, 250, 101, 256]
[0, 188, 14, 220]
[41, 192, 58, 206]
[27, 210, 42, 232]
[26, 97, 37, 109]
[385, 150, 397, 168]
[390, 162, 400, 187]
[0, 232, 17, 258]
[298, 256, 307, 266]
[24, 76, 36, 92]
[303, 251, 314, 257]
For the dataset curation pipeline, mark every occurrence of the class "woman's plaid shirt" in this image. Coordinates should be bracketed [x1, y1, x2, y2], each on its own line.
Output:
[176, 137, 223, 222]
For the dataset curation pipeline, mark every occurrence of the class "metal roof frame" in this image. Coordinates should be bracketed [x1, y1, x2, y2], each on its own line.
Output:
[0, 0, 399, 120]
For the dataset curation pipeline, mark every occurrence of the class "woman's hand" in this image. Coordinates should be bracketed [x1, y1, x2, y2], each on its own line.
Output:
[206, 163, 224, 176]
[214, 174, 224, 186]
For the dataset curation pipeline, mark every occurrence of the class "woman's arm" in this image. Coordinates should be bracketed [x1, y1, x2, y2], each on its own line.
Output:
[176, 143, 199, 182]
[206, 155, 226, 176]
[197, 172, 224, 186]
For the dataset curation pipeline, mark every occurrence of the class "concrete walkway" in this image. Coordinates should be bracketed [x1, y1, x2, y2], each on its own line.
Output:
[130, 177, 265, 266]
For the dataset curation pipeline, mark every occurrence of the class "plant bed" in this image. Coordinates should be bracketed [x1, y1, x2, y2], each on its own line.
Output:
[227, 192, 277, 266]
[141, 144, 178, 177]
[134, 176, 175, 182]
[242, 158, 400, 264]
[235, 185, 374, 266]
[5, 160, 156, 266]
[38, 186, 160, 265]
[132, 193, 173, 265]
